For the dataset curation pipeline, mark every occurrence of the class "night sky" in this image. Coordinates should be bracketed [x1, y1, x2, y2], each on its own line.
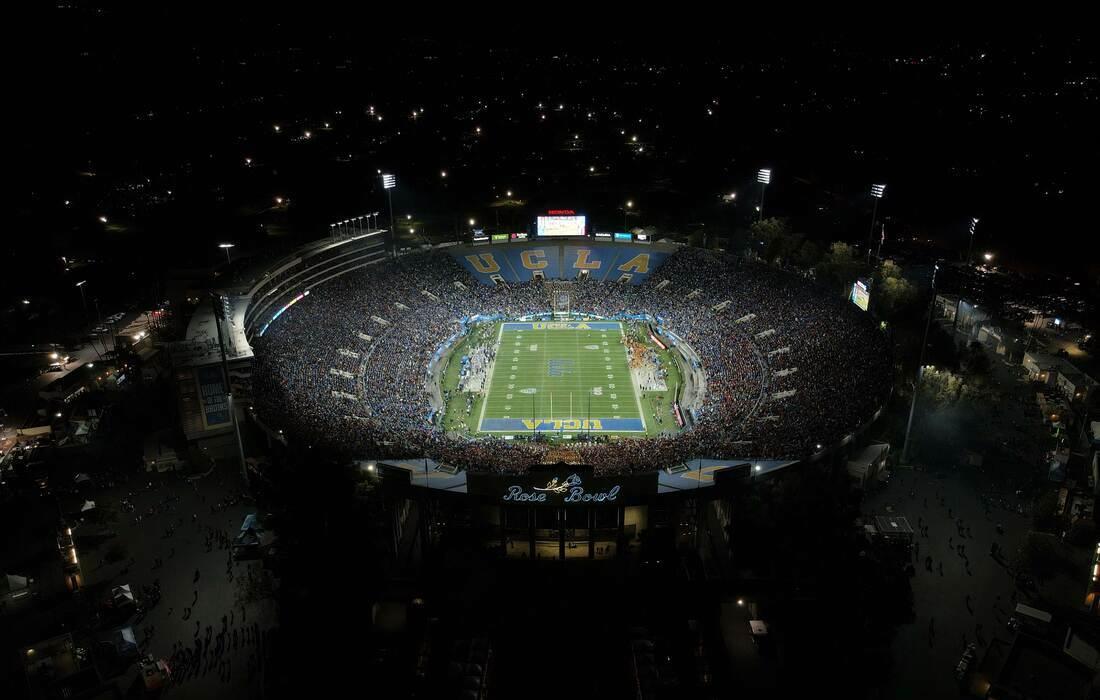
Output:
[11, 17, 1098, 306]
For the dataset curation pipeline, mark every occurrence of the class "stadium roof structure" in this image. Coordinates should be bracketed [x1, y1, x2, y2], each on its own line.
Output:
[174, 293, 252, 369]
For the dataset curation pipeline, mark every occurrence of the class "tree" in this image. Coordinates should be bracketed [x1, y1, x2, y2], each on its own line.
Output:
[749, 217, 803, 263]
[918, 367, 968, 406]
[815, 242, 869, 296]
[795, 240, 823, 268]
[1033, 491, 1062, 533]
[962, 340, 991, 378]
[871, 260, 917, 319]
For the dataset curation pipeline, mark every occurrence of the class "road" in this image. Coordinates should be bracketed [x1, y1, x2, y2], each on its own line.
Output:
[80, 469, 276, 699]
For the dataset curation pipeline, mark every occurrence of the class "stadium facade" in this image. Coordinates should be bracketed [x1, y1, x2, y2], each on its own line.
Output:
[175, 229, 893, 561]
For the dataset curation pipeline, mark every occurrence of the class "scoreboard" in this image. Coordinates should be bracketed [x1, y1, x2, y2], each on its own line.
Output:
[537, 211, 586, 238]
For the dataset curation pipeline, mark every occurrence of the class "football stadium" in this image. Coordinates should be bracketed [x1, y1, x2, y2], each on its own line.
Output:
[237, 219, 893, 485]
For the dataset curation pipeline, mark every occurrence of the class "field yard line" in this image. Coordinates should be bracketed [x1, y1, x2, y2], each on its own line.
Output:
[573, 325, 581, 422]
[621, 321, 648, 431]
[540, 324, 548, 424]
[477, 322, 504, 432]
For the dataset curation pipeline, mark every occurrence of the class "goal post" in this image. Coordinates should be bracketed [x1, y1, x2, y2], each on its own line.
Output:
[551, 282, 572, 320]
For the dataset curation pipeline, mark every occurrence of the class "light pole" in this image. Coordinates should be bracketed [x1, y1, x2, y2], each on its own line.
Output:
[966, 217, 979, 265]
[211, 293, 249, 489]
[75, 280, 88, 313]
[218, 243, 234, 264]
[624, 200, 633, 230]
[902, 262, 939, 464]
[867, 183, 886, 264]
[756, 168, 771, 222]
[382, 175, 396, 258]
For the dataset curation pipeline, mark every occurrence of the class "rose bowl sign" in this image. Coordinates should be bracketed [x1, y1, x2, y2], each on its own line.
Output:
[503, 473, 620, 504]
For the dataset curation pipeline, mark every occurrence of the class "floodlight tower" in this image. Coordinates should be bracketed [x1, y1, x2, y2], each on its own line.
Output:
[966, 217, 980, 266]
[382, 174, 397, 258]
[756, 168, 771, 222]
[867, 183, 886, 263]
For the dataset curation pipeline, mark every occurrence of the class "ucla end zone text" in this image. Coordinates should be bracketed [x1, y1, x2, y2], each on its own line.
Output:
[478, 417, 647, 432]
[501, 321, 622, 331]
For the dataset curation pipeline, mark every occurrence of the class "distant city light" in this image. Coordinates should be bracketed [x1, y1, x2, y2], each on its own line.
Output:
[98, 215, 108, 223]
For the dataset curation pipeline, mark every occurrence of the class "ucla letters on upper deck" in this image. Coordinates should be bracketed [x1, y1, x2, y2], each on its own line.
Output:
[453, 242, 668, 285]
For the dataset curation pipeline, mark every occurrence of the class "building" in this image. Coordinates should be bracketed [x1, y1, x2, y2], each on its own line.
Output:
[1023, 352, 1097, 402]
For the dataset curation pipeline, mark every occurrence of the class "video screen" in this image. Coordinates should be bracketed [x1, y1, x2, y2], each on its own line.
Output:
[850, 281, 870, 311]
[537, 215, 586, 238]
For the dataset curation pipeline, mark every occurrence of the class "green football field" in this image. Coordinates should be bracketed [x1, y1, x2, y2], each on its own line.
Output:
[476, 321, 647, 434]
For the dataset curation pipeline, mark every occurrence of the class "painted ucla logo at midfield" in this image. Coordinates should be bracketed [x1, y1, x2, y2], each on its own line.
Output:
[547, 358, 574, 377]
[503, 473, 621, 504]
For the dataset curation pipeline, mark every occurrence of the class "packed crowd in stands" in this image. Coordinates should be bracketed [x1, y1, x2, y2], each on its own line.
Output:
[251, 247, 892, 475]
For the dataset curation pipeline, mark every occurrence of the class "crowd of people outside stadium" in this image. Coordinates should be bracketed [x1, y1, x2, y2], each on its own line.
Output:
[251, 247, 892, 475]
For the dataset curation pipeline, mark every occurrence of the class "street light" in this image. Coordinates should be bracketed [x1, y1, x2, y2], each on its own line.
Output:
[218, 243, 234, 264]
[983, 252, 994, 263]
[756, 168, 771, 221]
[75, 280, 88, 312]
